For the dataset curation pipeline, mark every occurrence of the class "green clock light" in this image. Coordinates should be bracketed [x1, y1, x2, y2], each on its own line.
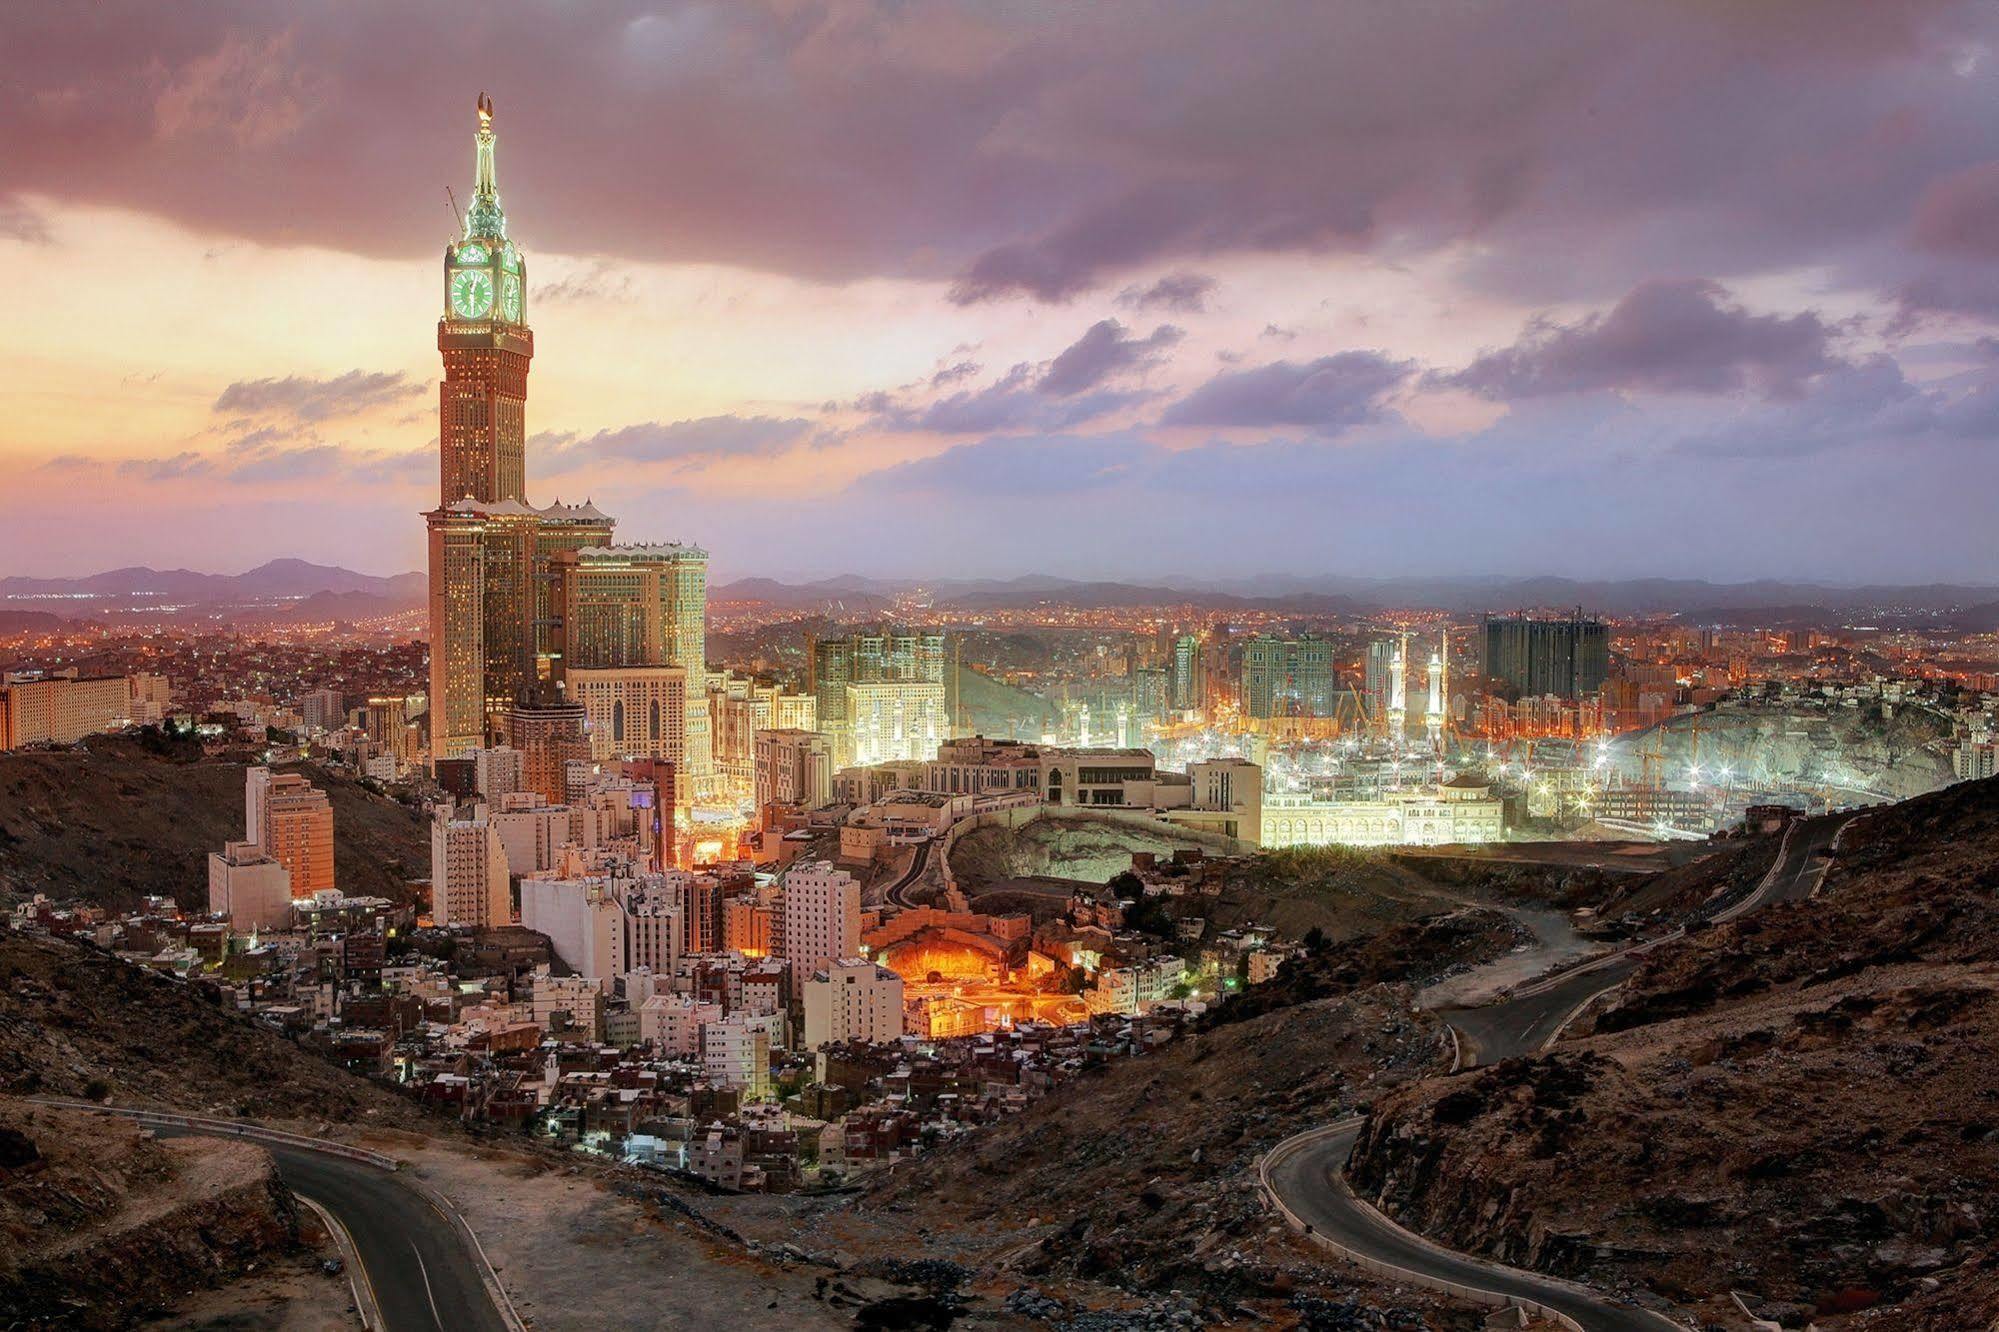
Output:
[450, 268, 495, 318]
[499, 273, 522, 322]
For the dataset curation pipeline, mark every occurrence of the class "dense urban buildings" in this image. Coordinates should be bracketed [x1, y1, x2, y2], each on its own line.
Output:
[1240, 634, 1335, 721]
[1482, 612, 1610, 701]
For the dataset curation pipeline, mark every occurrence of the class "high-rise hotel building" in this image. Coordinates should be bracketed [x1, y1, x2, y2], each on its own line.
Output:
[424, 96, 707, 763]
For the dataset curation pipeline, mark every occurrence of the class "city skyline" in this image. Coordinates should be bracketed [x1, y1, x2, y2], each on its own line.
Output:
[8, 3, 1999, 585]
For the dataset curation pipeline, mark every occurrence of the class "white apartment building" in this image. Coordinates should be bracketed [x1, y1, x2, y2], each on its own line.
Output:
[802, 960, 905, 1050]
[754, 727, 833, 817]
[207, 841, 293, 932]
[469, 745, 526, 799]
[430, 803, 512, 928]
[491, 792, 573, 876]
[702, 1014, 772, 1102]
[639, 994, 721, 1056]
[776, 861, 862, 981]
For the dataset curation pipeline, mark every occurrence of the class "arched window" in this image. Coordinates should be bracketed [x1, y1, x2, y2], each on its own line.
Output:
[612, 699, 625, 742]
[649, 699, 661, 740]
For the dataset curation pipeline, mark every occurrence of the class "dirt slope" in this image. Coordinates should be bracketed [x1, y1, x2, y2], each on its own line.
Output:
[1347, 776, 1999, 1328]
[0, 732, 429, 911]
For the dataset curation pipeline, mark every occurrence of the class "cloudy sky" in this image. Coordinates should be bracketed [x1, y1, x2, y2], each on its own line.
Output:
[7, 1, 1999, 583]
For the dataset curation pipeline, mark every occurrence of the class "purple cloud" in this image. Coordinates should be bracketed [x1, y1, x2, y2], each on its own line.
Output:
[10, 3, 1990, 309]
[1116, 272, 1217, 314]
[214, 370, 421, 422]
[539, 415, 817, 470]
[1161, 351, 1412, 433]
[1441, 280, 1840, 401]
[1038, 319, 1182, 396]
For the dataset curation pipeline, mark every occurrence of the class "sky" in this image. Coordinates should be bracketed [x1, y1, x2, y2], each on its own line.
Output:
[7, 1, 1999, 585]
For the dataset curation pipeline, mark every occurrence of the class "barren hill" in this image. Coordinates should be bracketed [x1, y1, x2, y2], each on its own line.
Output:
[1347, 776, 1999, 1328]
[0, 733, 429, 912]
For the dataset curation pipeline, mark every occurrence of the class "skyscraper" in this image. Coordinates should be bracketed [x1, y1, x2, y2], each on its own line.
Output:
[1481, 613, 1609, 700]
[423, 97, 702, 764]
[810, 628, 947, 768]
[1240, 635, 1335, 720]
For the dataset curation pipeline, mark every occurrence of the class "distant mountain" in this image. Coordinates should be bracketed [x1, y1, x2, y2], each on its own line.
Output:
[11, 562, 1998, 622]
[716, 572, 1999, 618]
[0, 560, 424, 607]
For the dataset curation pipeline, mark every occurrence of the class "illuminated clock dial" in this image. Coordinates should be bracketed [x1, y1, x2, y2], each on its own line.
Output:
[450, 268, 494, 318]
[456, 242, 490, 265]
[499, 273, 522, 322]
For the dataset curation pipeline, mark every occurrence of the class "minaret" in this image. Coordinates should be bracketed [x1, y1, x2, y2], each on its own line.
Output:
[1387, 634, 1407, 744]
[1425, 648, 1444, 754]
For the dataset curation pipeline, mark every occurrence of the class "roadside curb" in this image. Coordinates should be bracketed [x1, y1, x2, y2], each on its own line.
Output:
[295, 1192, 382, 1331]
[1258, 1120, 1686, 1330]
[31, 1099, 528, 1332]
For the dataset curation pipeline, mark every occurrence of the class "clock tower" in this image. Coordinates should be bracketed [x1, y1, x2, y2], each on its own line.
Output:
[439, 91, 531, 505]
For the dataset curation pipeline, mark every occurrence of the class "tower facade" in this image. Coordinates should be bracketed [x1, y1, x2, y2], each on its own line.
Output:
[440, 92, 531, 505]
[424, 96, 708, 769]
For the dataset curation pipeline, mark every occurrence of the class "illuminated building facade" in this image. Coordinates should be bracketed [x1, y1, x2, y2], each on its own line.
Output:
[1241, 635, 1335, 720]
[811, 628, 947, 768]
[0, 670, 163, 750]
[552, 544, 711, 791]
[245, 766, 335, 896]
[1261, 775, 1503, 847]
[567, 664, 688, 776]
[424, 98, 700, 764]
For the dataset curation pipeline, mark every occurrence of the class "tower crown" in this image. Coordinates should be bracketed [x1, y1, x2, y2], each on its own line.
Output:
[444, 92, 525, 327]
[466, 91, 506, 240]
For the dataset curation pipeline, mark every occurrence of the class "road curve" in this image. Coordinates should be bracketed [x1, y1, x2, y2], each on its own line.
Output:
[1266, 812, 1858, 1328]
[1265, 1123, 1676, 1331]
[882, 836, 933, 910]
[125, 1114, 512, 1332]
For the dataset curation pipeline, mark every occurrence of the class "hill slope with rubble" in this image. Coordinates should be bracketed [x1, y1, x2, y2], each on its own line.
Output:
[0, 732, 429, 912]
[0, 1100, 307, 1329]
[1347, 776, 1999, 1329]
[0, 928, 430, 1125]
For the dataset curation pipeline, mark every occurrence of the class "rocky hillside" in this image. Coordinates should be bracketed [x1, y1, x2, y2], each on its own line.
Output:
[0, 928, 429, 1127]
[848, 984, 1469, 1325]
[1347, 776, 1999, 1329]
[0, 732, 429, 911]
[0, 1100, 302, 1329]
[949, 811, 1247, 888]
[1607, 699, 1956, 802]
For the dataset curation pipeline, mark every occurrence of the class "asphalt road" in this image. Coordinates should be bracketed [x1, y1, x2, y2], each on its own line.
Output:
[1266, 1124, 1675, 1332]
[159, 1127, 510, 1332]
[881, 837, 933, 910]
[1266, 812, 1859, 1328]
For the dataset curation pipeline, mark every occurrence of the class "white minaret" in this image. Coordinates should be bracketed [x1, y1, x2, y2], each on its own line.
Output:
[1425, 648, 1444, 753]
[1387, 634, 1407, 743]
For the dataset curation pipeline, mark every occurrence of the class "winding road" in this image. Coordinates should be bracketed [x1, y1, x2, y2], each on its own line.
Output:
[1263, 812, 1858, 1329]
[45, 1102, 513, 1332]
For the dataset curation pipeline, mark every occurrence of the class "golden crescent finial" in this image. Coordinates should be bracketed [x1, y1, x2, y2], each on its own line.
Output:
[477, 91, 493, 127]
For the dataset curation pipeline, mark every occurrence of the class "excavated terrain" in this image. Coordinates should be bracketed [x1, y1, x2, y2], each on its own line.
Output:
[1347, 776, 1999, 1328]
[0, 1101, 303, 1328]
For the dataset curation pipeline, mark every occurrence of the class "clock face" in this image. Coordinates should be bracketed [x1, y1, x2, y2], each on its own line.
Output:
[450, 268, 495, 319]
[499, 273, 523, 322]
[456, 242, 490, 265]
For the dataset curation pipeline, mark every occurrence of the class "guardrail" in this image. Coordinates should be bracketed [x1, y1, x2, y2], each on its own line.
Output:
[34, 1099, 400, 1169]
[1257, 1121, 1588, 1330]
[31, 1098, 530, 1332]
